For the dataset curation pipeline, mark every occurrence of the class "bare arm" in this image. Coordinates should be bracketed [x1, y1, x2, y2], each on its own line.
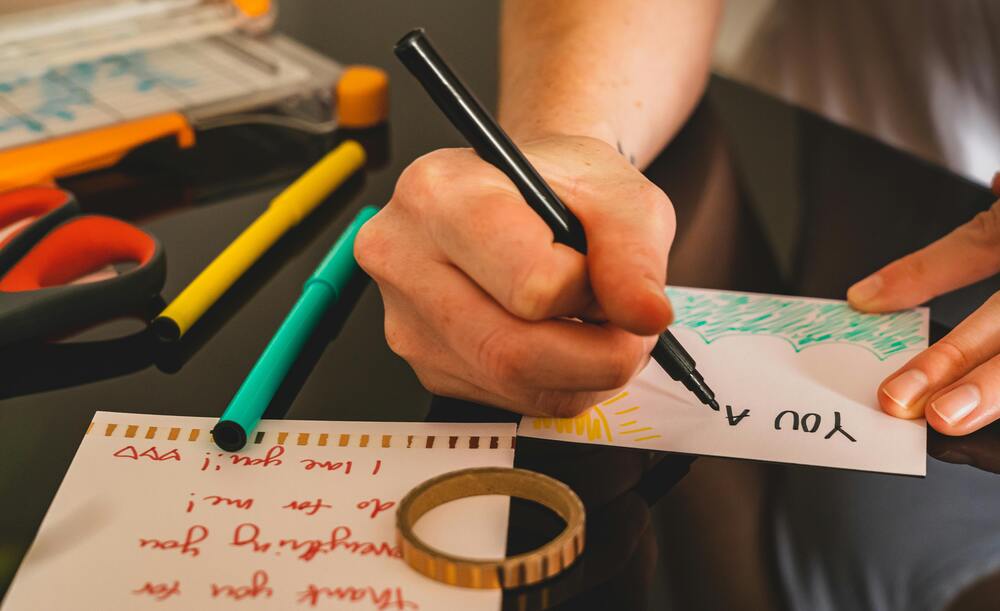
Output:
[499, 0, 722, 168]
[357, 2, 722, 416]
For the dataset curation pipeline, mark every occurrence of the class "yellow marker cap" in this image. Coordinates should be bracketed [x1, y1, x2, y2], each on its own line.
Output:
[337, 65, 389, 128]
[152, 140, 365, 341]
[268, 139, 366, 224]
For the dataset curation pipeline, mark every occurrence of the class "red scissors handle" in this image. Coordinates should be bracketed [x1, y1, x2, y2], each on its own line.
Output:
[0, 216, 158, 292]
[0, 187, 78, 267]
[0, 187, 166, 346]
[0, 186, 73, 245]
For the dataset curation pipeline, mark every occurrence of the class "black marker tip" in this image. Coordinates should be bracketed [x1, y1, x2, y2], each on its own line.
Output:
[708, 399, 720, 411]
[212, 420, 247, 452]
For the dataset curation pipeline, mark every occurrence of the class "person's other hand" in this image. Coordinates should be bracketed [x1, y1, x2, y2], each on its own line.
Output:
[355, 136, 674, 416]
[848, 172, 1000, 435]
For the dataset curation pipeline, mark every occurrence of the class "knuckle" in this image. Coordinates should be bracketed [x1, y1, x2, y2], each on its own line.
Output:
[413, 371, 451, 397]
[605, 350, 639, 389]
[603, 336, 646, 388]
[383, 316, 418, 361]
[892, 250, 930, 286]
[353, 218, 384, 274]
[635, 180, 671, 216]
[476, 328, 529, 386]
[547, 392, 597, 419]
[624, 239, 664, 268]
[633, 179, 662, 206]
[508, 263, 562, 320]
[395, 152, 449, 207]
[659, 194, 677, 236]
[928, 338, 975, 374]
[964, 202, 1000, 245]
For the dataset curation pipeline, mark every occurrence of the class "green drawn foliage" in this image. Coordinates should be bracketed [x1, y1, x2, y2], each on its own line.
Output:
[666, 288, 925, 361]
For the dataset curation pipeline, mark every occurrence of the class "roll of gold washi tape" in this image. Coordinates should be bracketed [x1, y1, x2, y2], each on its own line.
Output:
[396, 467, 585, 589]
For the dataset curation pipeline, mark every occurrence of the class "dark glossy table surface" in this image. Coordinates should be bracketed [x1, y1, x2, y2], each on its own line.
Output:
[2, 2, 998, 610]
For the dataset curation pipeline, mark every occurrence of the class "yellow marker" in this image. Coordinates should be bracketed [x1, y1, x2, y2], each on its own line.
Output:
[151, 140, 365, 341]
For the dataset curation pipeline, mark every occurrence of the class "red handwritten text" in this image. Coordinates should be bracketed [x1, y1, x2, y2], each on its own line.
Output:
[132, 580, 181, 601]
[297, 585, 417, 609]
[139, 525, 208, 558]
[231, 523, 401, 561]
[299, 459, 352, 473]
[186, 493, 255, 513]
[205, 495, 254, 509]
[201, 446, 286, 471]
[356, 498, 395, 519]
[283, 498, 333, 517]
[230, 445, 285, 468]
[210, 570, 273, 601]
[114, 445, 181, 461]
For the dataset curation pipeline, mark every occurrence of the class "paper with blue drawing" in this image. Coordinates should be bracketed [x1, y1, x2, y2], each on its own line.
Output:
[0, 39, 313, 150]
[520, 287, 930, 476]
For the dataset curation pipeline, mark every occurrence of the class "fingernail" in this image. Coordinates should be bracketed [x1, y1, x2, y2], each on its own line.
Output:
[848, 274, 883, 305]
[882, 370, 928, 409]
[931, 384, 980, 425]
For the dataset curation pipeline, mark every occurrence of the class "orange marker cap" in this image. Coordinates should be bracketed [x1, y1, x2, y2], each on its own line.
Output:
[336, 65, 389, 128]
[232, 0, 270, 18]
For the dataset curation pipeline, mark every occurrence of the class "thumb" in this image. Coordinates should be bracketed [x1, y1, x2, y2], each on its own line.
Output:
[579, 184, 675, 336]
[848, 199, 1000, 312]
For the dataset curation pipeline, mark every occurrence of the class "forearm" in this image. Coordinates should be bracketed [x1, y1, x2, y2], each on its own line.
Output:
[498, 0, 721, 168]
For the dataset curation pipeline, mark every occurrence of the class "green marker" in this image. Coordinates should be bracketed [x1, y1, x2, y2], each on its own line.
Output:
[213, 206, 378, 452]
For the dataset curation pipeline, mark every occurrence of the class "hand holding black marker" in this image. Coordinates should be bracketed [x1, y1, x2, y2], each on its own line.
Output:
[394, 28, 719, 411]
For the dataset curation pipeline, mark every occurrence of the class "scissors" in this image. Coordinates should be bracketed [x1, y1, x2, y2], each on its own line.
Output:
[0, 186, 165, 347]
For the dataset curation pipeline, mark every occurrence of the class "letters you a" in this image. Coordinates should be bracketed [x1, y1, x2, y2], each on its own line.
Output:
[774, 410, 856, 442]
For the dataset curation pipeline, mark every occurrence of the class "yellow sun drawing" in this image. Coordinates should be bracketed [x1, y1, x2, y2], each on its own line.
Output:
[530, 391, 663, 443]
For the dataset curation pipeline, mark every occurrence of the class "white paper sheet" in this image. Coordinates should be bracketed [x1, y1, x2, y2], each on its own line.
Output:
[520, 287, 929, 476]
[2, 413, 516, 610]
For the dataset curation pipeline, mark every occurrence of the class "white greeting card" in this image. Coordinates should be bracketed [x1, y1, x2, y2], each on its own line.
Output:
[521, 287, 928, 476]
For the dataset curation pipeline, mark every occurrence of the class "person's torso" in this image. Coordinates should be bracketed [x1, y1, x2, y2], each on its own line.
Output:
[715, 0, 1000, 185]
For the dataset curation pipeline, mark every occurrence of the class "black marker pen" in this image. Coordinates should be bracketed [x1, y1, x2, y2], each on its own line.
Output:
[394, 28, 719, 411]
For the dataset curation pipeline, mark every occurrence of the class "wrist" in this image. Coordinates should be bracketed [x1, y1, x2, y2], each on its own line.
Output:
[499, 109, 619, 150]
[499, 102, 645, 167]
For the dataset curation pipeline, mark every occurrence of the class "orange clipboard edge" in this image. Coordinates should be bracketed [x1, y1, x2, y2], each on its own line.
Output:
[0, 112, 196, 192]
